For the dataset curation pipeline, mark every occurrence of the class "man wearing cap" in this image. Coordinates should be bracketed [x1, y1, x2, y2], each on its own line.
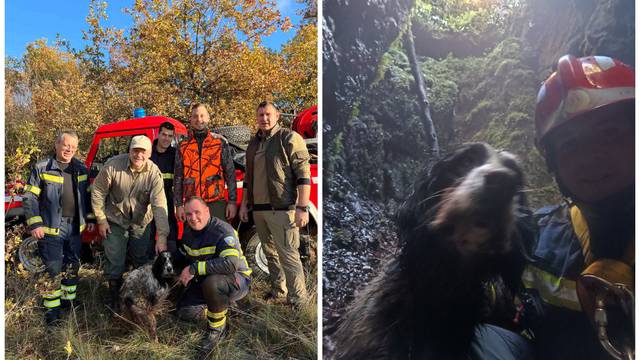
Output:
[91, 135, 170, 311]
[518, 55, 634, 359]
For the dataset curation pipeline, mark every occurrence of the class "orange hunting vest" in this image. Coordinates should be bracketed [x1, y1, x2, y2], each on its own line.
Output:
[179, 133, 225, 203]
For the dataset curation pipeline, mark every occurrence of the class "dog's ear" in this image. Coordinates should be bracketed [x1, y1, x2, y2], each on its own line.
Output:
[152, 255, 164, 280]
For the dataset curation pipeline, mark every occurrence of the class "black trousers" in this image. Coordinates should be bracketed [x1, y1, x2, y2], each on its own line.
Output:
[178, 273, 250, 312]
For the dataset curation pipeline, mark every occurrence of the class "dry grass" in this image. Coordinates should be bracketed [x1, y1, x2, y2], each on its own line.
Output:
[5, 230, 317, 360]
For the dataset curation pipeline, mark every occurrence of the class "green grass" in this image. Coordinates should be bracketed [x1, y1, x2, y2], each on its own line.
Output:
[5, 233, 317, 360]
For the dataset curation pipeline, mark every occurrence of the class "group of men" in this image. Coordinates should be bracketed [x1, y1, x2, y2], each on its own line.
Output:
[23, 101, 312, 350]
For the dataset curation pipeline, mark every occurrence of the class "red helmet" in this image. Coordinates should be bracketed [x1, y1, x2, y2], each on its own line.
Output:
[535, 55, 634, 151]
[292, 105, 317, 139]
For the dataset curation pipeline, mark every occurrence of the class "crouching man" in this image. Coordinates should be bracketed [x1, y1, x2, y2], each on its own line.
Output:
[175, 196, 252, 351]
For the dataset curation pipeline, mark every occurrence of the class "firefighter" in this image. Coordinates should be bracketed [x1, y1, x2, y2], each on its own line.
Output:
[23, 130, 95, 326]
[174, 103, 237, 223]
[91, 135, 170, 311]
[239, 101, 311, 307]
[149, 121, 179, 256]
[175, 196, 251, 351]
[522, 55, 634, 359]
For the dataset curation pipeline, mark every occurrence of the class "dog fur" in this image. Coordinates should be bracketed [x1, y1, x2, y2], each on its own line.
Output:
[334, 143, 529, 359]
[120, 251, 175, 341]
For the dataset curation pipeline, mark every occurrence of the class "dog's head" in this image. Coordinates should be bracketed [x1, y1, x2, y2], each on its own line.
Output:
[399, 143, 526, 258]
[152, 251, 175, 282]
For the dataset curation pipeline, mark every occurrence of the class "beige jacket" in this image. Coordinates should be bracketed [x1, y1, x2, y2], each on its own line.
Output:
[245, 125, 311, 209]
[91, 154, 169, 245]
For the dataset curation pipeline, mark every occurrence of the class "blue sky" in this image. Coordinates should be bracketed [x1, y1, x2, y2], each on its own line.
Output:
[5, 0, 305, 59]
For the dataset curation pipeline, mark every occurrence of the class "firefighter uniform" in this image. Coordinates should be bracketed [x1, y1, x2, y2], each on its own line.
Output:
[175, 217, 251, 335]
[23, 156, 94, 323]
[150, 138, 178, 254]
[174, 130, 237, 221]
[519, 204, 632, 359]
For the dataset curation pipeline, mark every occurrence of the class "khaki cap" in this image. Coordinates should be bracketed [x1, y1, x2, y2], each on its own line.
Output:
[130, 135, 152, 152]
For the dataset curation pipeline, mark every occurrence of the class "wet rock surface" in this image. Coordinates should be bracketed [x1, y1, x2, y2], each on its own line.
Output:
[322, 173, 398, 357]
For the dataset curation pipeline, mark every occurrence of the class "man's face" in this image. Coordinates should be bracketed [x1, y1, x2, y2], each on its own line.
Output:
[256, 104, 279, 132]
[129, 147, 150, 170]
[185, 200, 210, 231]
[190, 105, 210, 131]
[550, 104, 634, 202]
[157, 127, 175, 150]
[54, 134, 79, 163]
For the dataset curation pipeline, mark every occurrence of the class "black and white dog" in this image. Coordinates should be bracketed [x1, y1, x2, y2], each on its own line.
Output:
[120, 251, 176, 341]
[334, 143, 531, 359]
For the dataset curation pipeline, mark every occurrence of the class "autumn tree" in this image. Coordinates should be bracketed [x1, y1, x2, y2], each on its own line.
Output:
[91, 0, 295, 124]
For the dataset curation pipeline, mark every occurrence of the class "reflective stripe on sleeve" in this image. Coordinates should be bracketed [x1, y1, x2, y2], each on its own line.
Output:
[522, 265, 581, 311]
[43, 227, 60, 236]
[198, 261, 206, 275]
[220, 249, 240, 258]
[77, 175, 88, 182]
[25, 185, 42, 196]
[162, 173, 174, 179]
[27, 216, 43, 225]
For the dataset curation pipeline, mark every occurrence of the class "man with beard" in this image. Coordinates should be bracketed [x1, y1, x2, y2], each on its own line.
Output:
[174, 103, 237, 224]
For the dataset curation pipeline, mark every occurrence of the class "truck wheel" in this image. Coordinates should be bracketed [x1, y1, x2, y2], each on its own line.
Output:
[242, 228, 271, 277]
[18, 236, 45, 273]
[242, 227, 317, 277]
[213, 125, 252, 146]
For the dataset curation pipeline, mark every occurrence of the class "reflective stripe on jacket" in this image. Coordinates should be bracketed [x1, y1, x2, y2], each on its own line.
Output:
[23, 156, 94, 234]
[521, 204, 612, 359]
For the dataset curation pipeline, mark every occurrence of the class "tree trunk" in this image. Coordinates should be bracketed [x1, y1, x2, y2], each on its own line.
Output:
[403, 22, 440, 160]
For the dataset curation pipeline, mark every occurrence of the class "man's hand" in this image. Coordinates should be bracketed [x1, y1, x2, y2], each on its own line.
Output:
[155, 242, 168, 255]
[226, 203, 237, 221]
[295, 209, 309, 228]
[239, 203, 249, 223]
[30, 227, 45, 240]
[176, 205, 186, 222]
[98, 223, 111, 239]
[86, 223, 95, 233]
[179, 266, 194, 286]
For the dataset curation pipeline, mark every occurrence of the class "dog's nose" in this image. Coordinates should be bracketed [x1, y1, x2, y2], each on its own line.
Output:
[484, 168, 516, 190]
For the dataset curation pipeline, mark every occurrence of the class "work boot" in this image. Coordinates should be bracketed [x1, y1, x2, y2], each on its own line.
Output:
[199, 323, 228, 353]
[106, 279, 122, 312]
[45, 308, 62, 327]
